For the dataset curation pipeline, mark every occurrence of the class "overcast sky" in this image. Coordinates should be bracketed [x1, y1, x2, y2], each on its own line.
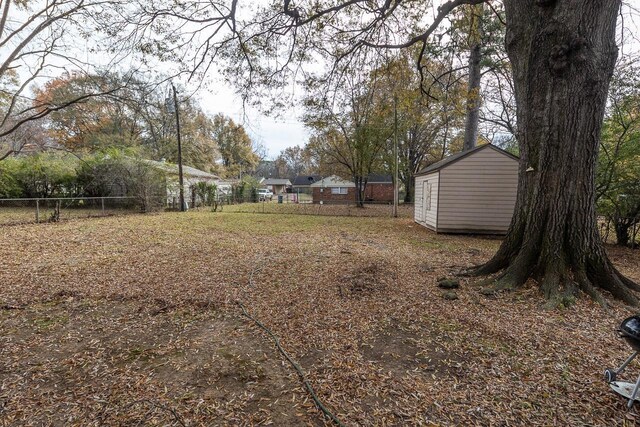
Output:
[198, 84, 308, 160]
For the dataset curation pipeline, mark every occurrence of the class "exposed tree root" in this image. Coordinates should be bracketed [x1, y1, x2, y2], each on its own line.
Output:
[574, 269, 608, 310]
[586, 258, 639, 306]
[469, 230, 639, 307]
[614, 267, 640, 292]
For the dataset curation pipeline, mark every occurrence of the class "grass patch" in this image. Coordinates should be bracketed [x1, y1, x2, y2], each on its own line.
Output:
[32, 314, 68, 331]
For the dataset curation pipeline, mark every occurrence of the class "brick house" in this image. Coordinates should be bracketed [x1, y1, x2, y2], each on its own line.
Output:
[310, 176, 356, 204]
[363, 174, 394, 202]
[310, 174, 394, 204]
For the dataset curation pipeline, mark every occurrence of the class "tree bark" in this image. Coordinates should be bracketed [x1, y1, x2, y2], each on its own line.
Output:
[354, 175, 367, 207]
[473, 0, 639, 305]
[462, 4, 483, 152]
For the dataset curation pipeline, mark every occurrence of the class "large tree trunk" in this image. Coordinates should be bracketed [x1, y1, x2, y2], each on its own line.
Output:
[473, 0, 640, 305]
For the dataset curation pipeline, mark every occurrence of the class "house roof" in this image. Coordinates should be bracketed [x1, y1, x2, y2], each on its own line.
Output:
[292, 175, 323, 186]
[144, 160, 219, 180]
[367, 174, 393, 184]
[309, 175, 356, 188]
[415, 144, 519, 176]
[262, 178, 292, 186]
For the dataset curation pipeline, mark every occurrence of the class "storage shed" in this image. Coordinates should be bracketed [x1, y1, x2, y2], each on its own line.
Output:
[414, 144, 519, 234]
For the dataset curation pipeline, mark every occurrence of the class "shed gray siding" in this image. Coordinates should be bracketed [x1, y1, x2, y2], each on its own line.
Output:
[414, 172, 439, 230]
[436, 147, 518, 233]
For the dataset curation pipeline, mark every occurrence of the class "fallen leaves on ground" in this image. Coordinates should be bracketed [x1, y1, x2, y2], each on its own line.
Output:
[1, 211, 639, 426]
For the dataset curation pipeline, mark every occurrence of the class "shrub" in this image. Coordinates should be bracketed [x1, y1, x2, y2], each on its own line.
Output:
[194, 181, 217, 207]
[231, 176, 260, 203]
[12, 153, 78, 198]
[77, 149, 166, 212]
[0, 158, 21, 198]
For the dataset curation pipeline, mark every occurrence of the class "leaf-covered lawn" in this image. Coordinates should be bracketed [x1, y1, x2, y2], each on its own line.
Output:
[0, 206, 135, 226]
[221, 201, 414, 218]
[1, 211, 639, 426]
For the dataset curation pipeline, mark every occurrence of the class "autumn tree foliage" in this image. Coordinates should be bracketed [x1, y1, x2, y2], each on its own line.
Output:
[0, 0, 132, 155]
[212, 114, 259, 178]
[303, 61, 391, 207]
[375, 54, 467, 202]
[274, 145, 314, 180]
[34, 73, 136, 152]
[301, 52, 467, 203]
[33, 72, 231, 173]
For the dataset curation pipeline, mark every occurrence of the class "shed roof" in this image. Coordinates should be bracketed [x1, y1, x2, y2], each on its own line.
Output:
[415, 144, 518, 176]
[144, 159, 219, 180]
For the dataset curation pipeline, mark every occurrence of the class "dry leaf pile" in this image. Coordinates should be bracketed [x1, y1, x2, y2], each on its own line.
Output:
[1, 211, 639, 426]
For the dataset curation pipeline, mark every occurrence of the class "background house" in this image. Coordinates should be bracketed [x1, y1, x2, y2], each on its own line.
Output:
[262, 178, 291, 195]
[364, 174, 394, 203]
[292, 175, 323, 195]
[414, 144, 518, 234]
[310, 175, 356, 204]
[215, 178, 239, 196]
[145, 160, 220, 206]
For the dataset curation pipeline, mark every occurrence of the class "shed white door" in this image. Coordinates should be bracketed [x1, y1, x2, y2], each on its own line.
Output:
[423, 180, 432, 219]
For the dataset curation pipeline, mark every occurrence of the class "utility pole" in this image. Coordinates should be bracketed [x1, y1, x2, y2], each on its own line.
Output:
[172, 83, 185, 212]
[393, 95, 399, 218]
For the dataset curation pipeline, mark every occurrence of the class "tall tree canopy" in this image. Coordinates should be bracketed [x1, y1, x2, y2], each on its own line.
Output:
[32, 72, 223, 172]
[375, 53, 467, 202]
[212, 114, 259, 178]
[303, 59, 391, 206]
[0, 0, 130, 148]
[275, 145, 314, 180]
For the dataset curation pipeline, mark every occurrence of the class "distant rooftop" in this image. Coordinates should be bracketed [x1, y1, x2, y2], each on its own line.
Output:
[309, 175, 356, 188]
[367, 174, 392, 184]
[292, 175, 323, 186]
[262, 178, 292, 186]
[144, 159, 219, 180]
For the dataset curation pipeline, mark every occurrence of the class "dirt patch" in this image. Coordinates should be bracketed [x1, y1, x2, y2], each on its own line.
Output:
[0, 299, 308, 426]
[338, 263, 393, 298]
[361, 325, 464, 378]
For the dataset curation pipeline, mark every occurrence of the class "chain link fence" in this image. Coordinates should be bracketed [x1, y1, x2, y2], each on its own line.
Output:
[0, 195, 415, 225]
[218, 197, 414, 218]
[0, 197, 139, 226]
